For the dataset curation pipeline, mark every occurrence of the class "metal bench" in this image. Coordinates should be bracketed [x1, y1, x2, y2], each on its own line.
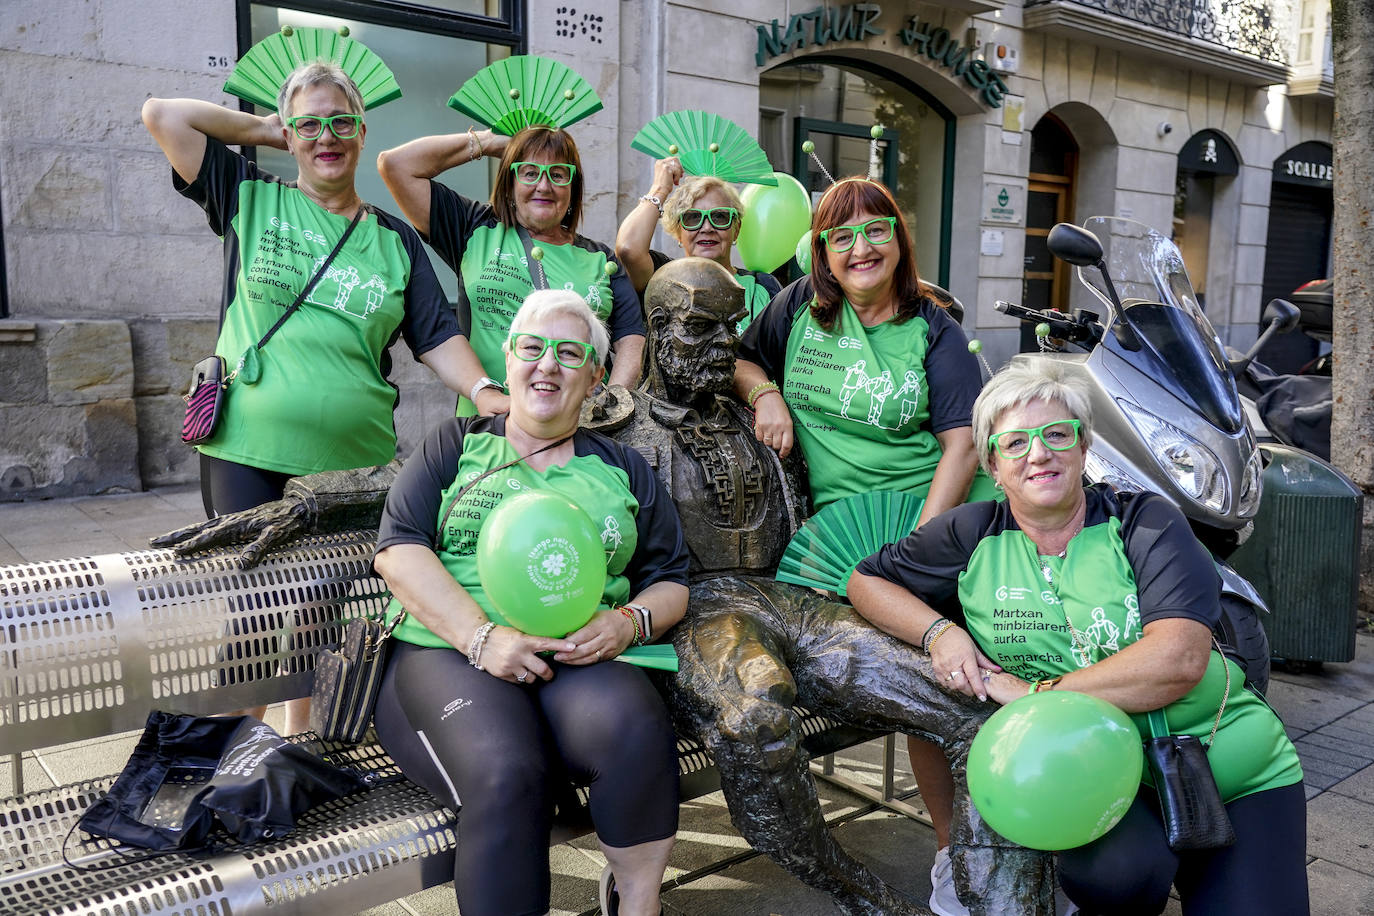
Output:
[0, 533, 878, 916]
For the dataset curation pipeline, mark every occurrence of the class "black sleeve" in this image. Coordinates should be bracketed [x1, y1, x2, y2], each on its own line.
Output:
[375, 418, 471, 556]
[1116, 491, 1222, 630]
[855, 500, 999, 606]
[920, 300, 983, 434]
[424, 180, 493, 271]
[600, 243, 647, 341]
[649, 249, 674, 272]
[739, 276, 812, 379]
[172, 138, 256, 236]
[619, 443, 690, 591]
[372, 206, 461, 359]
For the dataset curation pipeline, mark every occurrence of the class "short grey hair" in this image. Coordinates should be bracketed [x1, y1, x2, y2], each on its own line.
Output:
[505, 289, 611, 367]
[661, 176, 746, 239]
[971, 360, 1094, 476]
[277, 60, 365, 121]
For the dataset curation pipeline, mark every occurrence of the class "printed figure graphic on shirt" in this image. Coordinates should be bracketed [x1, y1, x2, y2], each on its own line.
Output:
[838, 359, 869, 419]
[897, 370, 922, 427]
[362, 276, 387, 317]
[1123, 597, 1141, 642]
[602, 515, 623, 550]
[866, 370, 894, 425]
[1086, 607, 1121, 652]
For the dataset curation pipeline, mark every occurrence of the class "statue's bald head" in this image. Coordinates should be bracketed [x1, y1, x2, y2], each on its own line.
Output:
[643, 257, 748, 400]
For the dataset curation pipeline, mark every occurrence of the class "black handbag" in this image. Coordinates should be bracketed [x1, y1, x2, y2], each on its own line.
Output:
[308, 433, 573, 742]
[77, 711, 366, 853]
[1142, 640, 1237, 851]
[181, 205, 364, 445]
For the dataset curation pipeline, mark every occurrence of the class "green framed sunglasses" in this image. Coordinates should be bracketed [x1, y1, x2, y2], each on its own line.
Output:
[818, 216, 897, 253]
[510, 162, 577, 186]
[679, 207, 739, 231]
[988, 419, 1083, 460]
[508, 332, 595, 369]
[286, 114, 362, 140]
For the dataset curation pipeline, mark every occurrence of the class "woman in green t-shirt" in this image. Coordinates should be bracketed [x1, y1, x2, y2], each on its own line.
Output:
[615, 160, 781, 333]
[379, 126, 646, 416]
[735, 179, 995, 911]
[849, 360, 1307, 916]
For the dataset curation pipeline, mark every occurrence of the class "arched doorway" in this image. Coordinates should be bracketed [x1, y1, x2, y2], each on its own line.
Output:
[1022, 113, 1078, 351]
[759, 58, 955, 285]
[1258, 141, 1333, 372]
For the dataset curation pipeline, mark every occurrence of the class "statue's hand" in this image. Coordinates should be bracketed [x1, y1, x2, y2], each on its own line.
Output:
[581, 383, 635, 432]
[150, 498, 311, 569]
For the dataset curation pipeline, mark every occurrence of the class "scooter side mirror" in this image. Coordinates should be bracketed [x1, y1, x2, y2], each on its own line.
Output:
[1047, 223, 1104, 267]
[1261, 298, 1300, 334]
[1230, 299, 1304, 375]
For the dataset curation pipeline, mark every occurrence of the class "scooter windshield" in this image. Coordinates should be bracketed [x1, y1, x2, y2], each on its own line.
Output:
[1076, 217, 1243, 433]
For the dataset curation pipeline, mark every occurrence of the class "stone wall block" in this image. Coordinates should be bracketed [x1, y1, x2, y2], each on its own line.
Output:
[45, 319, 134, 405]
[96, 0, 237, 71]
[115, 150, 213, 235]
[0, 397, 139, 499]
[136, 393, 198, 488]
[0, 2, 99, 57]
[8, 145, 110, 230]
[131, 317, 217, 397]
[0, 338, 48, 404]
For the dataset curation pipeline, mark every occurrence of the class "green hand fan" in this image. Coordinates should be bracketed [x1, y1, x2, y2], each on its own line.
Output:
[776, 491, 925, 596]
[223, 26, 403, 111]
[631, 111, 777, 186]
[447, 55, 603, 135]
[614, 643, 679, 672]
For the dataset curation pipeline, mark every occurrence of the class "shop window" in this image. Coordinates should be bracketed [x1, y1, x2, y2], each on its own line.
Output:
[243, 1, 524, 300]
[759, 59, 954, 285]
[1173, 171, 1214, 308]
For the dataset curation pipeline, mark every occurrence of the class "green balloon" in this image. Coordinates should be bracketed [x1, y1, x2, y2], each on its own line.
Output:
[476, 491, 607, 638]
[795, 229, 813, 274]
[737, 171, 813, 273]
[967, 691, 1142, 851]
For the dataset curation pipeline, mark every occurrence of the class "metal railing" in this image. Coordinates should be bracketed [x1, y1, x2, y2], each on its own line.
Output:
[1026, 0, 1289, 65]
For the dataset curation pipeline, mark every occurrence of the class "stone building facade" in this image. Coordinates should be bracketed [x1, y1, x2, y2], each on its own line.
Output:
[0, 0, 1333, 500]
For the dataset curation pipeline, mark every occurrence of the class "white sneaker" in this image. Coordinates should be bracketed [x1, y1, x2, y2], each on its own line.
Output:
[929, 846, 971, 916]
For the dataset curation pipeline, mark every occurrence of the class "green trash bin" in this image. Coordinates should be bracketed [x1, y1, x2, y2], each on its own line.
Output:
[1228, 443, 1362, 664]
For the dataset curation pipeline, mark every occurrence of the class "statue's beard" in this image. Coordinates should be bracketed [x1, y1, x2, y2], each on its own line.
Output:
[656, 344, 734, 397]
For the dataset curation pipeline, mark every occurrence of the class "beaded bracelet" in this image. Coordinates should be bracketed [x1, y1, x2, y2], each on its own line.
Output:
[618, 606, 644, 646]
[920, 616, 950, 650]
[748, 381, 781, 409]
[923, 619, 956, 653]
[467, 126, 482, 161]
[467, 620, 496, 670]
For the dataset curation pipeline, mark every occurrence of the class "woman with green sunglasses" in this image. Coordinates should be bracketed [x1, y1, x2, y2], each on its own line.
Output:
[735, 176, 997, 915]
[616, 160, 780, 333]
[379, 125, 645, 418]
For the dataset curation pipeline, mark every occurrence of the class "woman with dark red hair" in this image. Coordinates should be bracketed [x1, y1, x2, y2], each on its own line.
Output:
[734, 176, 997, 916]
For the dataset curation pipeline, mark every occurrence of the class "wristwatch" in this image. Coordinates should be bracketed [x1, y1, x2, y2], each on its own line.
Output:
[469, 376, 503, 404]
[624, 602, 654, 642]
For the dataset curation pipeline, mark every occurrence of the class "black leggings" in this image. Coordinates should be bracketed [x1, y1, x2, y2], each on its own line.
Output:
[199, 453, 292, 517]
[1057, 781, 1309, 915]
[375, 640, 680, 916]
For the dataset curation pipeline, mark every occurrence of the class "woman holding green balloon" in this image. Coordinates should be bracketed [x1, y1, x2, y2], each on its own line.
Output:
[371, 289, 688, 916]
[616, 157, 781, 332]
[848, 360, 1307, 916]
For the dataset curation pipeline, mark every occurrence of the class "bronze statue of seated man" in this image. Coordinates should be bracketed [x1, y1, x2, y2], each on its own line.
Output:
[154, 258, 1052, 916]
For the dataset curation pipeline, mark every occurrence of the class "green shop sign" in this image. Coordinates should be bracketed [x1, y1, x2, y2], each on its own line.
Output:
[755, 5, 1009, 109]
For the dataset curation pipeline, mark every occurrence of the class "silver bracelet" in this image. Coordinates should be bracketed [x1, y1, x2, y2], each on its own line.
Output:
[467, 621, 496, 669]
[640, 194, 663, 214]
[467, 126, 481, 161]
[469, 376, 502, 404]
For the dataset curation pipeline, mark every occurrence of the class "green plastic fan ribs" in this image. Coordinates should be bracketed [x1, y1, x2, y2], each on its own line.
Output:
[776, 491, 925, 596]
[631, 110, 777, 186]
[224, 26, 403, 111]
[448, 56, 603, 135]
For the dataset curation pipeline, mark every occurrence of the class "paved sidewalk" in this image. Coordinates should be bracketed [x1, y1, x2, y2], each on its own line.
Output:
[3, 486, 1372, 915]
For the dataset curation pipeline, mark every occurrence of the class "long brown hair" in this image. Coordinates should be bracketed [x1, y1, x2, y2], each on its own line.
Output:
[809, 178, 922, 331]
[490, 126, 585, 234]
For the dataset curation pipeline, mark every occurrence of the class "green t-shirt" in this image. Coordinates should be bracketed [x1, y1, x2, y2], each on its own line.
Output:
[858, 485, 1303, 800]
[426, 184, 645, 414]
[374, 416, 689, 649]
[174, 140, 459, 475]
[740, 278, 996, 510]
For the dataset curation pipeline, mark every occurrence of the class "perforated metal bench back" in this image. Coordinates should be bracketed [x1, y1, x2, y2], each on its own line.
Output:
[0, 533, 386, 756]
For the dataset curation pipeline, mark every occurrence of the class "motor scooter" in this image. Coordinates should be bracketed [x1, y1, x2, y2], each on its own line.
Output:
[991, 217, 1310, 692]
